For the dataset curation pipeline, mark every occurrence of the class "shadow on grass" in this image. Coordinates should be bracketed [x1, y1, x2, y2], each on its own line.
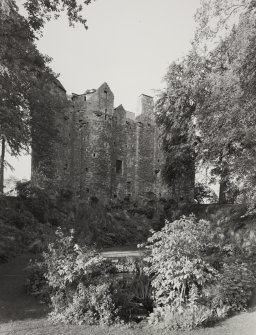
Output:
[0, 253, 48, 323]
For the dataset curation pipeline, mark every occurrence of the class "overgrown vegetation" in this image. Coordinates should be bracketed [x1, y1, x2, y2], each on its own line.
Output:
[156, 0, 256, 204]
[26, 228, 153, 325]
[142, 215, 256, 330]
[0, 175, 159, 264]
[26, 214, 256, 330]
[194, 182, 218, 204]
[0, 0, 95, 192]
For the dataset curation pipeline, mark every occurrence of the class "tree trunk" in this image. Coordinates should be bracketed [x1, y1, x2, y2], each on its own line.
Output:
[0, 136, 6, 194]
[219, 165, 229, 204]
[219, 178, 228, 204]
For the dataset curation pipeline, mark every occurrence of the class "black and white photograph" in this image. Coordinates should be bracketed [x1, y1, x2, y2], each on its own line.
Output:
[0, 0, 256, 334]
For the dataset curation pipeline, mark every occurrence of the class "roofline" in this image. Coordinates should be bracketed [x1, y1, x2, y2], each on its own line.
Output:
[53, 78, 66, 93]
[139, 93, 153, 98]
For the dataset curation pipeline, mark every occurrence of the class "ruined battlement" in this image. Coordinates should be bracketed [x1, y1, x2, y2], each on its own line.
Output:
[32, 82, 194, 204]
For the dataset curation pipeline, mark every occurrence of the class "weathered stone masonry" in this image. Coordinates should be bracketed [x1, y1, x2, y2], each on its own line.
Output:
[32, 82, 194, 204]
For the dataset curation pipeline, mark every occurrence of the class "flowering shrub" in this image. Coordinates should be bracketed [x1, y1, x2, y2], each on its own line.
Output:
[143, 215, 256, 329]
[27, 228, 155, 324]
[40, 228, 119, 325]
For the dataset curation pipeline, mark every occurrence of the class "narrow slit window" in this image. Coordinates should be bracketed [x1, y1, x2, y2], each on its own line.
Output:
[127, 181, 131, 192]
[116, 160, 122, 174]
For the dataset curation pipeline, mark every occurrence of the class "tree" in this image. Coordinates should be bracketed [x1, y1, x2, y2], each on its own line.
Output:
[0, 2, 46, 192]
[23, 0, 94, 33]
[194, 0, 256, 202]
[194, 0, 256, 45]
[155, 48, 210, 200]
[194, 182, 218, 204]
[0, 0, 94, 192]
[156, 0, 256, 204]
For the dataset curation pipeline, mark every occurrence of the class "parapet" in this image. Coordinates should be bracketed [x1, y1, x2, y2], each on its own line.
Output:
[136, 94, 154, 118]
[126, 111, 135, 121]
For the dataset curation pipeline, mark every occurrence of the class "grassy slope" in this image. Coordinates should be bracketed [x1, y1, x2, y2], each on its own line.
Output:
[0, 254, 256, 335]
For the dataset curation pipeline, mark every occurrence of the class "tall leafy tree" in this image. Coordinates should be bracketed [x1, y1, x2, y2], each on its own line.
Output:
[155, 49, 209, 200]
[23, 0, 94, 32]
[157, 0, 256, 203]
[0, 0, 94, 192]
[194, 0, 256, 202]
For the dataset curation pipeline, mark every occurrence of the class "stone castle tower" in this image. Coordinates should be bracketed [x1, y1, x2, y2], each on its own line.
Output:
[32, 82, 194, 204]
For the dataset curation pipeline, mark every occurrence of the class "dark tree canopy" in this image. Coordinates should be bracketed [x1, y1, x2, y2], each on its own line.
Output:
[156, 0, 256, 203]
[155, 49, 208, 187]
[23, 0, 94, 32]
[0, 0, 94, 192]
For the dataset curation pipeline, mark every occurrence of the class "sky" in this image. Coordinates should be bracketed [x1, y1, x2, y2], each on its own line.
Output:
[7, 0, 201, 183]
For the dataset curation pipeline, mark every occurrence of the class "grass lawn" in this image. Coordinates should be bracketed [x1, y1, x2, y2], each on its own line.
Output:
[0, 254, 256, 335]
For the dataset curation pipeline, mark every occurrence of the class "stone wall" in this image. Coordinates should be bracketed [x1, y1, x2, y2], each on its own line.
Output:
[31, 78, 70, 188]
[32, 82, 195, 204]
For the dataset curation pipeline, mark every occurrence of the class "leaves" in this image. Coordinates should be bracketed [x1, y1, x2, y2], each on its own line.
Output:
[155, 49, 208, 187]
[144, 214, 256, 329]
[157, 1, 256, 201]
[23, 0, 94, 33]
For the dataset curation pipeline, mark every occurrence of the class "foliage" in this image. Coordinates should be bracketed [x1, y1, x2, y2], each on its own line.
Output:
[142, 215, 256, 329]
[38, 228, 120, 325]
[26, 258, 50, 302]
[0, 2, 39, 156]
[0, 0, 94, 189]
[26, 228, 155, 325]
[155, 48, 206, 187]
[0, 208, 53, 263]
[155, 0, 256, 203]
[194, 0, 256, 44]
[0, 221, 25, 262]
[194, 182, 218, 204]
[16, 180, 51, 223]
[73, 202, 153, 248]
[143, 216, 219, 310]
[0, 192, 56, 263]
[23, 0, 94, 33]
[148, 304, 224, 330]
[193, 0, 256, 202]
[0, 1, 64, 189]
[130, 274, 153, 312]
[216, 260, 256, 310]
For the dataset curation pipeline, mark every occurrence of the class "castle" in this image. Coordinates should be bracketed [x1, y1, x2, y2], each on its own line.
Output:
[32, 82, 194, 204]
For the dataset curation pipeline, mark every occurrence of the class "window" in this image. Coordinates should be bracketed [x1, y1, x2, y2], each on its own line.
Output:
[104, 90, 108, 99]
[116, 160, 122, 174]
[127, 181, 131, 192]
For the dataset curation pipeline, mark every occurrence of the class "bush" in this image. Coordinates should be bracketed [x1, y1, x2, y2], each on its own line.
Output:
[16, 181, 51, 223]
[40, 228, 119, 325]
[73, 202, 153, 248]
[142, 215, 256, 330]
[26, 259, 50, 303]
[148, 304, 227, 330]
[194, 182, 218, 204]
[27, 229, 154, 325]
[0, 222, 25, 263]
